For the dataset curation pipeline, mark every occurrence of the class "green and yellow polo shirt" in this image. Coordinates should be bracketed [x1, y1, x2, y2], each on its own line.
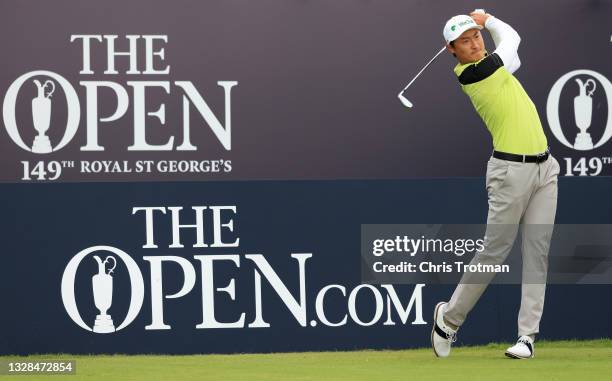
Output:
[454, 51, 548, 155]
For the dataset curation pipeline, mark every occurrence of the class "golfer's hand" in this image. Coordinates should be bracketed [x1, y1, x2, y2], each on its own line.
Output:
[469, 11, 492, 27]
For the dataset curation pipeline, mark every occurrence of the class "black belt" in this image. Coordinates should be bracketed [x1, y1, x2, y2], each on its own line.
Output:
[492, 149, 550, 163]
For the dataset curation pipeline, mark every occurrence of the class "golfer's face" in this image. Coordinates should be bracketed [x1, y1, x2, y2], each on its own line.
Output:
[453, 29, 485, 63]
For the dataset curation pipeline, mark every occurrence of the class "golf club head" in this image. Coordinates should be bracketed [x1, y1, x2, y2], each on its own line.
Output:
[398, 93, 413, 108]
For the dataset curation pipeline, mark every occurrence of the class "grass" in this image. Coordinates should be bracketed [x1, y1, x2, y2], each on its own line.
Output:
[1, 339, 611, 381]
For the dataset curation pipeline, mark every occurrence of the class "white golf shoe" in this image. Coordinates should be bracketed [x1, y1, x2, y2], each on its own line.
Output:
[505, 336, 535, 359]
[431, 301, 458, 358]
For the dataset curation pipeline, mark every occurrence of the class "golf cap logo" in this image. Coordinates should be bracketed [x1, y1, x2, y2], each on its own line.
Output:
[443, 15, 482, 44]
[3, 70, 81, 154]
[458, 19, 475, 27]
[61, 246, 145, 334]
[546, 70, 612, 151]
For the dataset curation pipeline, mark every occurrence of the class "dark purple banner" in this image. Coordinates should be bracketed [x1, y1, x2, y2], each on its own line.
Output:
[0, 0, 610, 182]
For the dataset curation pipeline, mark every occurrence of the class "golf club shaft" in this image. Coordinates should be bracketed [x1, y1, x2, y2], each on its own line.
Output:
[400, 46, 447, 93]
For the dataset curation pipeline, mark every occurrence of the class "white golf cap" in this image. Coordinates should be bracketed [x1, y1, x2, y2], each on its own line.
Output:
[443, 15, 483, 44]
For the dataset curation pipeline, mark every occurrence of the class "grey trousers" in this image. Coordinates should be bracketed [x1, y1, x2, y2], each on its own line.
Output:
[445, 154, 560, 337]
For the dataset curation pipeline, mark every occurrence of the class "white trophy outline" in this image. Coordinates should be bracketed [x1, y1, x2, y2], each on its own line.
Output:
[31, 79, 55, 153]
[92, 255, 117, 333]
[573, 78, 596, 150]
[546, 70, 612, 151]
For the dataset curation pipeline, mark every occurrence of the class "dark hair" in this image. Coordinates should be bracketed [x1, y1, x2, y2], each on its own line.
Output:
[449, 41, 456, 57]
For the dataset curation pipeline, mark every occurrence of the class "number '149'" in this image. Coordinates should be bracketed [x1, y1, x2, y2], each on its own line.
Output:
[564, 157, 602, 176]
[21, 161, 62, 180]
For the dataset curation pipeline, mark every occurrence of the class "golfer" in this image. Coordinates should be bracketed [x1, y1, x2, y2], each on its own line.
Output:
[431, 11, 560, 359]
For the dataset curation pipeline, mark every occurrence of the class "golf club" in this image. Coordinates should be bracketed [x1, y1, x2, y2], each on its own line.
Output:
[398, 46, 447, 108]
[398, 9, 485, 108]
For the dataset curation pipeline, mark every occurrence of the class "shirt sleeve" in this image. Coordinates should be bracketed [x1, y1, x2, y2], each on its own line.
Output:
[485, 16, 521, 74]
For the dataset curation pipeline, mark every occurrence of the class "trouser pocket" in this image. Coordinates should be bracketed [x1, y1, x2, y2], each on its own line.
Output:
[486, 157, 511, 194]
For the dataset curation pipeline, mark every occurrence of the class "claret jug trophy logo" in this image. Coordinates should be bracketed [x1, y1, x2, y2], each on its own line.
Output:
[546, 68, 612, 176]
[31, 79, 56, 153]
[61, 246, 145, 334]
[573, 78, 597, 150]
[92, 255, 117, 333]
[547, 70, 612, 151]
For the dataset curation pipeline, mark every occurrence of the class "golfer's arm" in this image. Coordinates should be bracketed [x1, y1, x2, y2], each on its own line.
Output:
[485, 16, 521, 74]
